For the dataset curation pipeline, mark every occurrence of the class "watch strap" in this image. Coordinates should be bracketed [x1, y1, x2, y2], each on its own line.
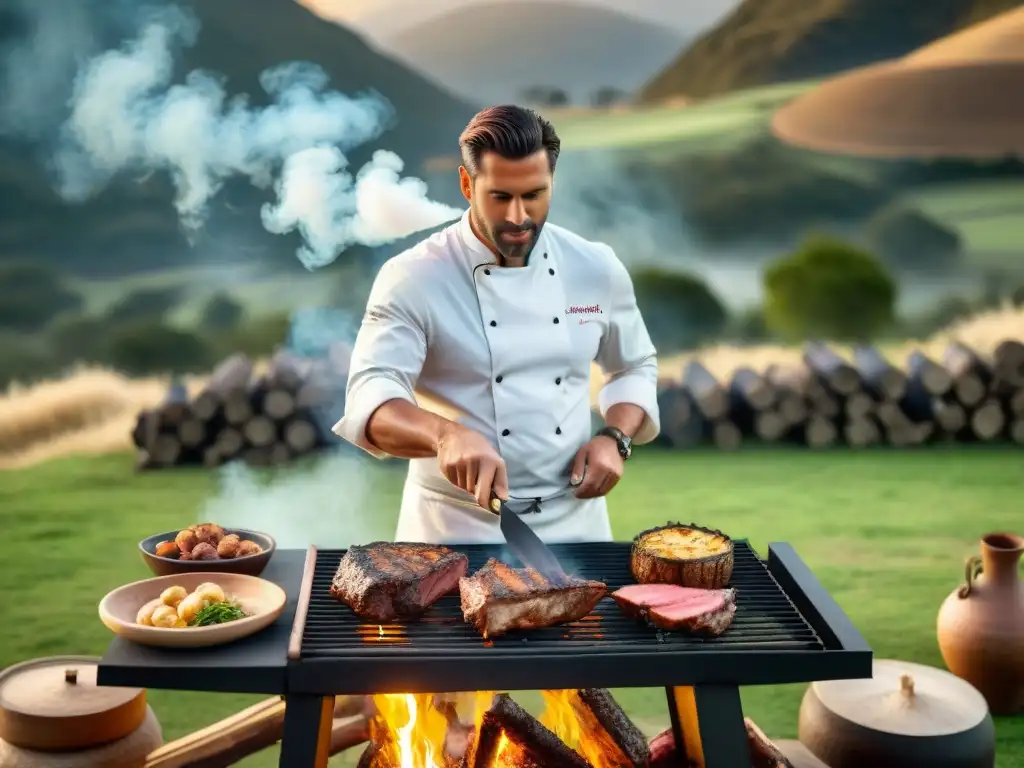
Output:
[596, 426, 631, 459]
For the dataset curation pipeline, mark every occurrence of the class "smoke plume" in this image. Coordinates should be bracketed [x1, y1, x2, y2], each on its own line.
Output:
[51, 4, 460, 269]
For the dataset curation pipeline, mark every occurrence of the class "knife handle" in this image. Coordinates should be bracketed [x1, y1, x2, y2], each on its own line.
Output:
[488, 491, 503, 516]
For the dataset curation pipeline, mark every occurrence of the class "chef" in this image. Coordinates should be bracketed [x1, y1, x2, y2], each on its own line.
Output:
[333, 104, 660, 544]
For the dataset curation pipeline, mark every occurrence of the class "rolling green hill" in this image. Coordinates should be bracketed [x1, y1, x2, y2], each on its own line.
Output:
[640, 0, 1024, 103]
[0, 0, 472, 277]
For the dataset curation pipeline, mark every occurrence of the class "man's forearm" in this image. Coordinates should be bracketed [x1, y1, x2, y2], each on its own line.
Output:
[364, 399, 455, 459]
[603, 402, 647, 438]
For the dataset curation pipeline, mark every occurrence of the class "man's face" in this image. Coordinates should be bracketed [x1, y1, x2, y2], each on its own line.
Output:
[459, 150, 552, 262]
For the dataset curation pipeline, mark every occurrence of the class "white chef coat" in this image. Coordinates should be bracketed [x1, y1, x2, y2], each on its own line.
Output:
[333, 210, 660, 545]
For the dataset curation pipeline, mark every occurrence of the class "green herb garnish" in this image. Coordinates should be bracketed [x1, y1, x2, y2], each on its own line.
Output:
[189, 600, 248, 627]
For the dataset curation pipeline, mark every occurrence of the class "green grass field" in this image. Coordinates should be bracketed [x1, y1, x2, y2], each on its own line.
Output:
[2, 449, 1023, 765]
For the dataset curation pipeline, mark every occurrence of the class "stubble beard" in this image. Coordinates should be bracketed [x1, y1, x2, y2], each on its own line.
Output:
[471, 205, 543, 263]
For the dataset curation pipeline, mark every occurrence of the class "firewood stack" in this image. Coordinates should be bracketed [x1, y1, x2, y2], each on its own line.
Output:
[656, 339, 1024, 450]
[132, 345, 351, 471]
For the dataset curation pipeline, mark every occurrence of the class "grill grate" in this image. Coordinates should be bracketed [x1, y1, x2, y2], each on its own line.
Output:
[298, 541, 823, 659]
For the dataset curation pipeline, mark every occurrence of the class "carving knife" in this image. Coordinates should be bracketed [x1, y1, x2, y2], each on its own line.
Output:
[489, 492, 568, 581]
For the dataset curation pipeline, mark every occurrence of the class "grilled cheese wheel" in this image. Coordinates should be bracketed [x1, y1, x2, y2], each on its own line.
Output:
[637, 526, 730, 558]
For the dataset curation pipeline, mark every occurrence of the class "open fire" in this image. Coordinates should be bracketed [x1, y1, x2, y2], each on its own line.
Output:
[357, 688, 794, 768]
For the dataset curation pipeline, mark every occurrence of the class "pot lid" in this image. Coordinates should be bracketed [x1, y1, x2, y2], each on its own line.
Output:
[811, 659, 989, 737]
[0, 656, 143, 721]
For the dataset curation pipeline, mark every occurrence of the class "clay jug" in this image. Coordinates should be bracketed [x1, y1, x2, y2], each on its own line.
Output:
[937, 532, 1024, 715]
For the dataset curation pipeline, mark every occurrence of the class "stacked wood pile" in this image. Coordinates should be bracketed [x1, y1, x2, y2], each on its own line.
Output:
[131, 345, 350, 470]
[656, 339, 1024, 450]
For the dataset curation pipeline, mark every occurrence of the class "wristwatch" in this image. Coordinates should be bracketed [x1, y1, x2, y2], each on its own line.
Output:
[596, 426, 632, 460]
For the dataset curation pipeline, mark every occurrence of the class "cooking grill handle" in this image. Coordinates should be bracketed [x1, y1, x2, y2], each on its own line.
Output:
[288, 545, 319, 660]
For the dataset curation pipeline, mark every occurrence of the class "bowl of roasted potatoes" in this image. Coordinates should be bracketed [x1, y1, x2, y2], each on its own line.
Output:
[98, 572, 287, 648]
[140, 523, 275, 577]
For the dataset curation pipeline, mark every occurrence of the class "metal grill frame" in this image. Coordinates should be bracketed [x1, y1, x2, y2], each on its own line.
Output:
[286, 540, 871, 695]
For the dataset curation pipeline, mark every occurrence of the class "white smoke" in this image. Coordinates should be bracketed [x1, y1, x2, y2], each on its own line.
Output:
[53, 5, 461, 269]
[261, 146, 462, 269]
[198, 453, 395, 549]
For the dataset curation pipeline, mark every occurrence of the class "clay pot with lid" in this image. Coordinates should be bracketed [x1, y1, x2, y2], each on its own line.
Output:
[798, 658, 995, 768]
[0, 655, 163, 767]
[937, 531, 1024, 715]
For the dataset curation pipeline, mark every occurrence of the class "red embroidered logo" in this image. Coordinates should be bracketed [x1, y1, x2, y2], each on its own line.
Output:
[565, 304, 602, 315]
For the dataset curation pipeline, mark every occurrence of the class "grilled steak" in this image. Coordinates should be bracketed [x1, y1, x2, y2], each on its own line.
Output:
[330, 542, 468, 622]
[612, 583, 737, 636]
[460, 559, 607, 639]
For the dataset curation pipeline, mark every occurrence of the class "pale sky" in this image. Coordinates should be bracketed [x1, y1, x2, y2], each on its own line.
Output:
[298, 0, 737, 40]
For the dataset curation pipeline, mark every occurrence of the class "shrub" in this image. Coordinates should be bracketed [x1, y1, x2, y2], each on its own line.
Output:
[0, 264, 84, 332]
[763, 236, 897, 342]
[104, 285, 184, 324]
[630, 267, 728, 352]
[211, 312, 292, 359]
[47, 313, 112, 366]
[199, 292, 245, 331]
[0, 333, 58, 389]
[865, 206, 962, 271]
[103, 321, 214, 376]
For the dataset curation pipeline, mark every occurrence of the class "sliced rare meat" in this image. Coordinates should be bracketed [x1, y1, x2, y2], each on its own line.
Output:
[612, 583, 738, 637]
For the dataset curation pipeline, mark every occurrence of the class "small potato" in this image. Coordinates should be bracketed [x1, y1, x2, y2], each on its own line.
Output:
[236, 540, 263, 557]
[175, 529, 198, 555]
[155, 540, 180, 558]
[177, 592, 210, 624]
[217, 534, 240, 558]
[136, 598, 163, 626]
[160, 585, 189, 607]
[190, 542, 219, 561]
[151, 604, 182, 628]
[193, 523, 225, 546]
[194, 582, 225, 604]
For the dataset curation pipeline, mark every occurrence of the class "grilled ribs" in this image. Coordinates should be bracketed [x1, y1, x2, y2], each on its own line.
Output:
[612, 583, 737, 636]
[460, 558, 607, 639]
[330, 542, 468, 622]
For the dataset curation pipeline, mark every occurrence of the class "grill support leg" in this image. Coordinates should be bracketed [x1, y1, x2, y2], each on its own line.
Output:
[665, 685, 749, 768]
[279, 694, 335, 768]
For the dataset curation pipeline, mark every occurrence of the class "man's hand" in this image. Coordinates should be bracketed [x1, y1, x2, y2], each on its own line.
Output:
[437, 423, 509, 509]
[570, 436, 623, 499]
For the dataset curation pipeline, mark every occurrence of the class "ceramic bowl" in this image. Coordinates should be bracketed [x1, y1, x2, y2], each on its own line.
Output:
[98, 571, 287, 648]
[139, 528, 276, 577]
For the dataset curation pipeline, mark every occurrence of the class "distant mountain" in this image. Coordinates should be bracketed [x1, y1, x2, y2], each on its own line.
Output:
[383, 0, 687, 104]
[640, 0, 1024, 103]
[0, 0, 472, 277]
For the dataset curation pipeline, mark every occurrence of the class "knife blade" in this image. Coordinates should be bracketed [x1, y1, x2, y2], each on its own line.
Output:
[489, 492, 568, 581]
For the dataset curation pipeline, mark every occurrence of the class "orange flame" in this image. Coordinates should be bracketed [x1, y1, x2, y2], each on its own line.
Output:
[369, 689, 603, 767]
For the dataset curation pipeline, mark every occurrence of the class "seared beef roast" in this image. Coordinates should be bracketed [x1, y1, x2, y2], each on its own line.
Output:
[460, 559, 607, 639]
[612, 583, 737, 636]
[330, 542, 468, 622]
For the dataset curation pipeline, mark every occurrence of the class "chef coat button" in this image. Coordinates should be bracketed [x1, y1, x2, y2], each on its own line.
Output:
[490, 320, 497, 327]
[484, 269, 491, 275]
[543, 252, 548, 258]
[549, 268, 554, 275]
[555, 427, 562, 435]
[555, 377, 561, 385]
[495, 375, 503, 383]
[553, 317, 559, 324]
[502, 429, 510, 436]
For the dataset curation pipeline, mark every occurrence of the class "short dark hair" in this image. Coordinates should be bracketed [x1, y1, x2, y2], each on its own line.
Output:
[459, 105, 561, 177]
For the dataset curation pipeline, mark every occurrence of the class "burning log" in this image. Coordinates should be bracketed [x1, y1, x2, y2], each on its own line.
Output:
[853, 346, 907, 401]
[464, 693, 590, 768]
[568, 689, 649, 768]
[646, 717, 794, 768]
[682, 361, 729, 420]
[804, 342, 860, 396]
